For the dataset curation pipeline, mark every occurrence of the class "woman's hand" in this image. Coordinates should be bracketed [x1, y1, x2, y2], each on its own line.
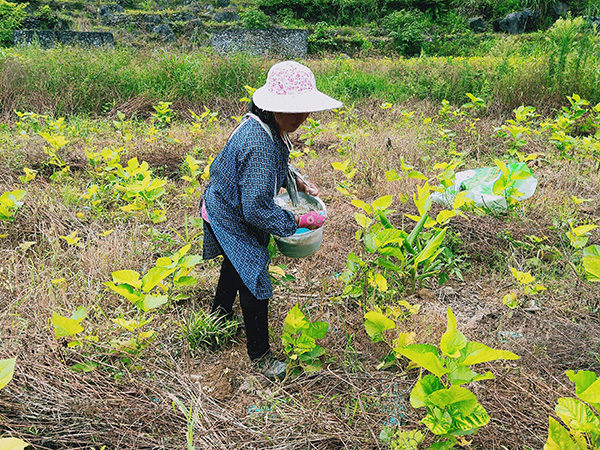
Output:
[295, 211, 327, 229]
[296, 177, 319, 196]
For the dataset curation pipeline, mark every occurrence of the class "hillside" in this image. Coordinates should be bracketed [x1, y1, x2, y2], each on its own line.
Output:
[3, 0, 600, 55]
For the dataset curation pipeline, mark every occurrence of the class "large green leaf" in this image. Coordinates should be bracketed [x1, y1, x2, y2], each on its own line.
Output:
[566, 370, 598, 396]
[448, 365, 494, 386]
[448, 402, 490, 435]
[141, 294, 169, 311]
[415, 227, 447, 265]
[307, 321, 329, 340]
[364, 232, 378, 253]
[544, 417, 580, 450]
[375, 228, 406, 248]
[141, 267, 176, 293]
[440, 308, 467, 358]
[421, 407, 453, 435]
[376, 257, 404, 271]
[283, 304, 308, 334]
[378, 246, 406, 262]
[458, 341, 519, 366]
[577, 377, 600, 405]
[364, 310, 395, 343]
[410, 374, 444, 408]
[178, 254, 202, 268]
[397, 344, 447, 379]
[104, 282, 143, 303]
[111, 269, 142, 289]
[173, 275, 197, 287]
[51, 312, 84, 338]
[427, 386, 477, 415]
[372, 195, 394, 211]
[0, 358, 16, 390]
[555, 397, 600, 433]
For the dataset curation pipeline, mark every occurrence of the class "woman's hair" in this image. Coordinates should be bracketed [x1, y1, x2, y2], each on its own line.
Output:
[249, 100, 279, 136]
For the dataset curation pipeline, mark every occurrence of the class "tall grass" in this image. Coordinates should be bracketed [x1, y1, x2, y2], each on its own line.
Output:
[1, 20, 599, 118]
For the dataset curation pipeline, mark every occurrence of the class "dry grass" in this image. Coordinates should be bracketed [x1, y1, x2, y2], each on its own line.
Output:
[0, 99, 599, 450]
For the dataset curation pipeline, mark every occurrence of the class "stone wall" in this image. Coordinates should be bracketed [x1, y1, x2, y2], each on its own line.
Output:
[211, 28, 308, 58]
[14, 30, 114, 47]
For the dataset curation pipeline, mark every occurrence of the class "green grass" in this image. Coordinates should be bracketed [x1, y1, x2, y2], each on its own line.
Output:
[0, 19, 597, 117]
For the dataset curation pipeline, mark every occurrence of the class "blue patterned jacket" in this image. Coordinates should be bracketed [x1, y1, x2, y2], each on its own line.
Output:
[202, 115, 297, 300]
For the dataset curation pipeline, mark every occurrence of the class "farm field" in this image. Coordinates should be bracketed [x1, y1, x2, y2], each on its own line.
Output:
[1, 46, 600, 449]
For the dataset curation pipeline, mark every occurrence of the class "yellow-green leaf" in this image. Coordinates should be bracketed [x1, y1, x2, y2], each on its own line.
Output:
[0, 358, 16, 390]
[51, 312, 84, 338]
[0, 437, 29, 450]
[440, 308, 467, 358]
[111, 270, 142, 289]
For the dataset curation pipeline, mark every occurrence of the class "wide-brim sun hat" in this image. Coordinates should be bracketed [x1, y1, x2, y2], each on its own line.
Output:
[252, 61, 343, 113]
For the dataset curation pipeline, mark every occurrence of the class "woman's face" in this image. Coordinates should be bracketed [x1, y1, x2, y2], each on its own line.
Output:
[273, 112, 310, 134]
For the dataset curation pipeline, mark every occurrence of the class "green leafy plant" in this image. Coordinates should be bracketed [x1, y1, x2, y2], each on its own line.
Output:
[189, 106, 218, 135]
[180, 154, 203, 201]
[83, 150, 167, 223]
[299, 117, 326, 146]
[39, 130, 70, 180]
[105, 244, 201, 312]
[281, 304, 329, 376]
[496, 105, 538, 154]
[563, 223, 600, 283]
[395, 308, 520, 448]
[491, 159, 534, 209]
[181, 310, 240, 354]
[0, 189, 25, 222]
[151, 101, 174, 129]
[363, 300, 420, 369]
[240, 7, 271, 29]
[544, 370, 600, 449]
[502, 267, 546, 309]
[172, 397, 199, 450]
[341, 194, 449, 299]
[51, 306, 88, 346]
[0, 0, 27, 45]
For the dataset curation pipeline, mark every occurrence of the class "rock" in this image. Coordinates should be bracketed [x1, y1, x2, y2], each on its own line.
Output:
[152, 24, 176, 42]
[493, 8, 540, 34]
[99, 4, 123, 18]
[585, 16, 600, 28]
[469, 17, 487, 33]
[552, 1, 569, 19]
[14, 30, 114, 47]
[214, 10, 239, 23]
[211, 28, 308, 58]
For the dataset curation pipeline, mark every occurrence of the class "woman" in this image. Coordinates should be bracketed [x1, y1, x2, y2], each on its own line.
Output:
[201, 61, 342, 380]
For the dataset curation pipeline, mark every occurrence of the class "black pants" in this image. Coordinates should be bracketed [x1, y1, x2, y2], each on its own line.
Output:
[206, 223, 270, 361]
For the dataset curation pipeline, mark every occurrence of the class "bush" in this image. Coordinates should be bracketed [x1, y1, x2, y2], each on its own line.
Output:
[34, 5, 61, 30]
[240, 7, 271, 29]
[0, 0, 27, 46]
[258, 0, 379, 26]
[382, 9, 430, 56]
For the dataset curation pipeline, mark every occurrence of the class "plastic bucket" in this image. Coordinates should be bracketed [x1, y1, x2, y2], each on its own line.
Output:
[273, 192, 326, 258]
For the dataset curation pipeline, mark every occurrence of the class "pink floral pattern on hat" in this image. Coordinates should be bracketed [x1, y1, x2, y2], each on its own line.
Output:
[266, 61, 316, 96]
[252, 60, 342, 113]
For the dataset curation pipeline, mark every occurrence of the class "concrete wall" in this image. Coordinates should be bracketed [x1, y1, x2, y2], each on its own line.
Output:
[211, 28, 308, 58]
[14, 30, 114, 48]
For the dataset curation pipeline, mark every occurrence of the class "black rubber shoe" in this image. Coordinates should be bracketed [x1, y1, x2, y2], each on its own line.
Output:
[252, 353, 287, 381]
